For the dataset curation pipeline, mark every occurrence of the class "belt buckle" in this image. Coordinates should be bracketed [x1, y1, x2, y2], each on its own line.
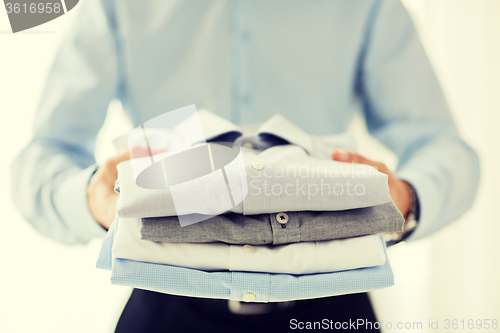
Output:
[228, 300, 295, 315]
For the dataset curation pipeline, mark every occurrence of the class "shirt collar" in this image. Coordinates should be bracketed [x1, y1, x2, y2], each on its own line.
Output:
[198, 109, 242, 142]
[199, 110, 313, 154]
[256, 114, 313, 154]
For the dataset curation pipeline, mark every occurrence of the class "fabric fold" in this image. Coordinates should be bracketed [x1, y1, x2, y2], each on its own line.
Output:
[140, 202, 404, 245]
[113, 218, 386, 275]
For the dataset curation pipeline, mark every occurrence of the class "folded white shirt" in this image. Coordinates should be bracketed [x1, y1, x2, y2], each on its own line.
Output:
[112, 218, 387, 275]
[116, 112, 391, 219]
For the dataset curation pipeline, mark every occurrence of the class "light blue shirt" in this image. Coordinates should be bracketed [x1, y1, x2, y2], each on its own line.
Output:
[97, 219, 394, 302]
[12, 0, 479, 244]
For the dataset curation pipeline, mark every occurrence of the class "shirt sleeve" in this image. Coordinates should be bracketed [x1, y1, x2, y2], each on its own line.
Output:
[10, 0, 120, 245]
[357, 0, 480, 242]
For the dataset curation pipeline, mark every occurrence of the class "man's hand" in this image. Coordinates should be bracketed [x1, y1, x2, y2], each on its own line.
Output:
[87, 150, 131, 230]
[332, 150, 412, 217]
[88, 146, 166, 229]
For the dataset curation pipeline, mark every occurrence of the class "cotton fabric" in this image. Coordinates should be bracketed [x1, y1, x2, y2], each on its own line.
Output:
[113, 218, 386, 275]
[97, 219, 394, 303]
[140, 202, 404, 244]
[116, 112, 392, 219]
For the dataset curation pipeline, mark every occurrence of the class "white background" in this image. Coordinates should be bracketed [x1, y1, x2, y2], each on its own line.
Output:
[0, 1, 499, 332]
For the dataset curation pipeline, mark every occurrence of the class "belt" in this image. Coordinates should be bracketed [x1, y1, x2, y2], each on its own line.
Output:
[228, 300, 295, 315]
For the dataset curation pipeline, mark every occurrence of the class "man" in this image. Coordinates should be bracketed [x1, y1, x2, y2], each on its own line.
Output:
[12, 0, 479, 332]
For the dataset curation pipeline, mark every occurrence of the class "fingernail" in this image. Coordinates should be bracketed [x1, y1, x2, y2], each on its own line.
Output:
[334, 150, 350, 162]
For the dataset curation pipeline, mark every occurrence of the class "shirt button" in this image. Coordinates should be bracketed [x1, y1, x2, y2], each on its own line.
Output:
[242, 142, 254, 149]
[242, 245, 256, 254]
[276, 213, 289, 224]
[243, 292, 256, 302]
[242, 93, 252, 105]
[252, 162, 264, 170]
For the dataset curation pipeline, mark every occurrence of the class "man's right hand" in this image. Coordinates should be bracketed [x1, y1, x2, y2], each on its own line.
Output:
[88, 146, 166, 229]
[87, 150, 131, 230]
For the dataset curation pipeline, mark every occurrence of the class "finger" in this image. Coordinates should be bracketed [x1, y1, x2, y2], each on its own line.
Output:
[104, 146, 167, 181]
[129, 145, 167, 159]
[151, 148, 167, 155]
[112, 149, 132, 164]
[348, 153, 372, 165]
[331, 150, 365, 163]
[351, 154, 388, 173]
[331, 150, 352, 162]
[332, 150, 388, 172]
[102, 150, 132, 181]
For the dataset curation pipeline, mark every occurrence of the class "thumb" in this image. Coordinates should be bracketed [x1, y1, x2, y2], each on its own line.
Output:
[102, 150, 131, 182]
[110, 149, 131, 165]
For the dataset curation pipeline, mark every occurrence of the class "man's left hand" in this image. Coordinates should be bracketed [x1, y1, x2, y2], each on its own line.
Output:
[332, 150, 412, 217]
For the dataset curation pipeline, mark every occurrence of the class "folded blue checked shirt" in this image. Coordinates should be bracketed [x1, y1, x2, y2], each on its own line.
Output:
[97, 219, 394, 303]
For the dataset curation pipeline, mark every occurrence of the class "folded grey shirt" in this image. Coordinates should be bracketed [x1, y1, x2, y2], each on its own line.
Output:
[140, 202, 404, 245]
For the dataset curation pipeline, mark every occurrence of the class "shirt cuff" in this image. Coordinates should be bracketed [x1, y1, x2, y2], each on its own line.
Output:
[396, 169, 441, 243]
[54, 164, 107, 244]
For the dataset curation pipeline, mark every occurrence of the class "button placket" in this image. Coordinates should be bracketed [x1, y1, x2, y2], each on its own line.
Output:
[269, 212, 300, 245]
[232, 0, 254, 124]
[230, 271, 270, 303]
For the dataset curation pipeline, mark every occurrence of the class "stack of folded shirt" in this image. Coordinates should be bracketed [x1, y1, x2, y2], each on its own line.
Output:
[97, 109, 404, 303]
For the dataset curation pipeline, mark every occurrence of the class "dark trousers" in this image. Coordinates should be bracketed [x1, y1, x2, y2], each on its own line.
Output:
[115, 289, 381, 333]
